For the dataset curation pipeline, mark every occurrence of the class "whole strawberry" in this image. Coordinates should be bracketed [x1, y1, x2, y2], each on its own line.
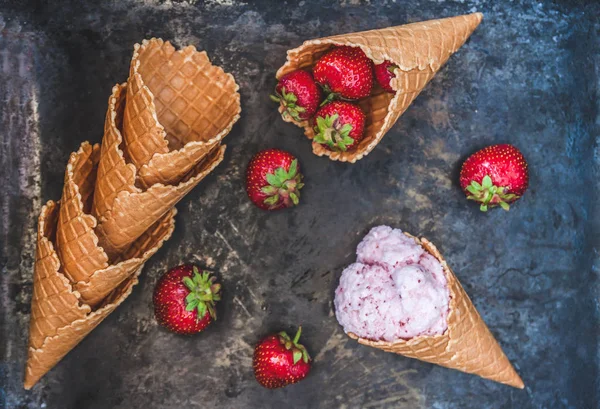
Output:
[153, 265, 221, 334]
[313, 46, 373, 100]
[246, 149, 304, 210]
[374, 60, 398, 93]
[271, 70, 322, 121]
[313, 101, 366, 152]
[460, 144, 529, 212]
[253, 327, 311, 389]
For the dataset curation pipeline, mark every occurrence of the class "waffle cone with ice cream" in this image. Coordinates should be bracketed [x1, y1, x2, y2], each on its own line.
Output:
[337, 227, 524, 388]
[276, 13, 483, 162]
[24, 38, 240, 389]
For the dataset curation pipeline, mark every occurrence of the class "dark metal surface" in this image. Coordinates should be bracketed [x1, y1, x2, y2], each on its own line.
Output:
[1, 1, 598, 408]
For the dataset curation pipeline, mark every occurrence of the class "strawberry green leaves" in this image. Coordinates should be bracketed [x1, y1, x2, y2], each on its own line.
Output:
[277, 327, 311, 365]
[271, 87, 306, 122]
[466, 175, 520, 212]
[261, 159, 304, 209]
[313, 114, 355, 152]
[182, 266, 221, 321]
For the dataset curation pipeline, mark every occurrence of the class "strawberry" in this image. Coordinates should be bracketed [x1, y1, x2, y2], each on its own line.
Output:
[460, 144, 529, 212]
[271, 70, 322, 121]
[313, 46, 373, 100]
[313, 101, 366, 152]
[253, 327, 311, 389]
[153, 265, 221, 334]
[246, 149, 304, 210]
[374, 60, 398, 93]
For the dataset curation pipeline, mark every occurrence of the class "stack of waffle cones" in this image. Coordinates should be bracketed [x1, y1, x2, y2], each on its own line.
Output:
[276, 13, 483, 163]
[24, 38, 241, 389]
[347, 233, 524, 389]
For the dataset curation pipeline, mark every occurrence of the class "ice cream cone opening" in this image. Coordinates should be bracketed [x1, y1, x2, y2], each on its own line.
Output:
[276, 41, 397, 163]
[131, 38, 240, 151]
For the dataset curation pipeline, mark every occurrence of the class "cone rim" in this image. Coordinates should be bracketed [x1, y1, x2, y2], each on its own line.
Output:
[130, 38, 241, 172]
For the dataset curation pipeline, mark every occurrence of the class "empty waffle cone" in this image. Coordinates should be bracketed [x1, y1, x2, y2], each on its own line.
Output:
[276, 13, 483, 163]
[93, 83, 227, 259]
[347, 233, 524, 389]
[56, 142, 168, 307]
[24, 201, 176, 389]
[56, 142, 109, 284]
[123, 38, 240, 188]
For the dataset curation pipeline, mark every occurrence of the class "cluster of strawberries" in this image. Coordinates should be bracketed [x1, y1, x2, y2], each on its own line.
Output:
[246, 47, 529, 214]
[272, 46, 396, 152]
[245, 46, 403, 212]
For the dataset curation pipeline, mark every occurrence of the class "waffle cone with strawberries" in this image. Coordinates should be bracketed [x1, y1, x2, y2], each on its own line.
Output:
[277, 13, 483, 162]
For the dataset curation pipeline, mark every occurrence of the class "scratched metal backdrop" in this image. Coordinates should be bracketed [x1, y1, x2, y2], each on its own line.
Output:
[0, 1, 598, 408]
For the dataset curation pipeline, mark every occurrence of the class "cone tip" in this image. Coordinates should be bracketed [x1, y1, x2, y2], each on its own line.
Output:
[510, 374, 525, 389]
[23, 367, 36, 390]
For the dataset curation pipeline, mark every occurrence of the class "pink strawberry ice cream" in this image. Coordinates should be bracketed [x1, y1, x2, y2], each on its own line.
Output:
[334, 226, 450, 341]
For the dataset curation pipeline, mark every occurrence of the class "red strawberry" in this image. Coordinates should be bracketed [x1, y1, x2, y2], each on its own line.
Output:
[459, 144, 529, 212]
[313, 46, 373, 100]
[374, 60, 398, 93]
[253, 327, 311, 389]
[246, 149, 304, 210]
[313, 101, 366, 152]
[271, 70, 322, 121]
[153, 265, 221, 334]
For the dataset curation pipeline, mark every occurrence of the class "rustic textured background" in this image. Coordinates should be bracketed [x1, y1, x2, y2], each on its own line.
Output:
[1, 0, 598, 408]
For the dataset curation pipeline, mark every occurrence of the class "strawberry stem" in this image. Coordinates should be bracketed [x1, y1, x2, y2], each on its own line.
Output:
[293, 326, 302, 344]
[320, 90, 337, 106]
[277, 326, 311, 365]
[319, 84, 356, 104]
[386, 64, 398, 74]
[183, 266, 221, 321]
[466, 175, 519, 212]
[272, 87, 305, 122]
[313, 114, 354, 151]
[261, 159, 303, 210]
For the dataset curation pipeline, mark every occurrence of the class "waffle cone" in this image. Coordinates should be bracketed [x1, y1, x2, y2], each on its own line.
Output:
[123, 38, 240, 187]
[276, 13, 483, 162]
[55, 141, 161, 307]
[347, 233, 524, 388]
[24, 201, 176, 389]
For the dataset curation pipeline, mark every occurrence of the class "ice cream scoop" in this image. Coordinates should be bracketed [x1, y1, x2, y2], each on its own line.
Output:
[335, 226, 450, 341]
